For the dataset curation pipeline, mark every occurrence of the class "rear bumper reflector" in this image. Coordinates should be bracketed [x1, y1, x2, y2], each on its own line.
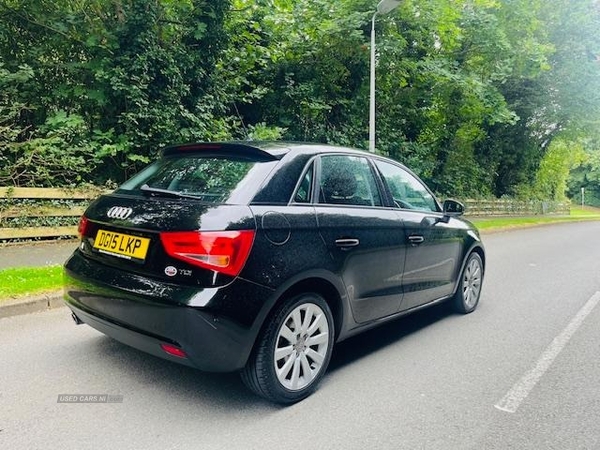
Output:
[160, 343, 187, 359]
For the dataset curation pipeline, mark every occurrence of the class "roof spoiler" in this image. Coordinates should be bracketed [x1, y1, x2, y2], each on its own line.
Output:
[162, 142, 284, 160]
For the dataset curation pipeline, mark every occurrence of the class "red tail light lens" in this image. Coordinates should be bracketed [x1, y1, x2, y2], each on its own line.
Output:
[160, 230, 255, 277]
[78, 216, 90, 239]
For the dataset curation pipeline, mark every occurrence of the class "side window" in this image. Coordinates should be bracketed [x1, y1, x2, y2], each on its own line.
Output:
[375, 160, 438, 212]
[293, 163, 314, 203]
[318, 155, 382, 207]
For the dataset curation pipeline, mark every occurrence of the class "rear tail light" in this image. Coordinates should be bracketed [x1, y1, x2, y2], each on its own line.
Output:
[78, 216, 90, 239]
[160, 230, 255, 277]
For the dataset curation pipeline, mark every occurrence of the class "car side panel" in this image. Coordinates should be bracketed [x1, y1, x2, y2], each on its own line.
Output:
[399, 212, 472, 310]
[243, 205, 330, 288]
[316, 205, 406, 323]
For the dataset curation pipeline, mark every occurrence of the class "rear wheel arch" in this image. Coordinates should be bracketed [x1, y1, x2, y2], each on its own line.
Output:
[240, 274, 345, 372]
[265, 277, 344, 342]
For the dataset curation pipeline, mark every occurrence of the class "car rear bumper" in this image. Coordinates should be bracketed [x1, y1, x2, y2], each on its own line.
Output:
[64, 251, 273, 372]
[67, 303, 200, 368]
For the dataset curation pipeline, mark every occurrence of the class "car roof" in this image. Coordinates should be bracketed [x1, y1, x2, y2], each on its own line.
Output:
[162, 141, 374, 159]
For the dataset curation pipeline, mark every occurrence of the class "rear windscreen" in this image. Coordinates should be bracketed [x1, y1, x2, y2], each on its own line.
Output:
[118, 155, 277, 204]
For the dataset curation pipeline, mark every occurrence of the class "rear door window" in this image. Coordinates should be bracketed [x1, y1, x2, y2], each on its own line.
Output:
[318, 155, 382, 207]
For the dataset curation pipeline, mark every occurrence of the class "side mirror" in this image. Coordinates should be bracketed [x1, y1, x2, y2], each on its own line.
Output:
[443, 199, 464, 217]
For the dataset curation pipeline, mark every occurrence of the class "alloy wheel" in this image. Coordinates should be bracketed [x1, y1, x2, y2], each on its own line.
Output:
[273, 302, 330, 391]
[462, 256, 482, 309]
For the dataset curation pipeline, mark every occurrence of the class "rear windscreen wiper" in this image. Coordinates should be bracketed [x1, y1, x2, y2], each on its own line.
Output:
[139, 184, 199, 199]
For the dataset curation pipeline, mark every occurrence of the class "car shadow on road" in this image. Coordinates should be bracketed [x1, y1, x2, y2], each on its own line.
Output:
[327, 302, 453, 373]
[88, 334, 281, 412]
[85, 302, 454, 410]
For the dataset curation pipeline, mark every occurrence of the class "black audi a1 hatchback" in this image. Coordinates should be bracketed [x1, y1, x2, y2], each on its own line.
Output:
[64, 141, 484, 404]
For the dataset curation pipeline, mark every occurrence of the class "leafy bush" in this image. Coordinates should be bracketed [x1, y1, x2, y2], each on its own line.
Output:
[0, 111, 97, 187]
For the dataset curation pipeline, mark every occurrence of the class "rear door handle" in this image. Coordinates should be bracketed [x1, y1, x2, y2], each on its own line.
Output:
[408, 235, 424, 245]
[335, 238, 360, 249]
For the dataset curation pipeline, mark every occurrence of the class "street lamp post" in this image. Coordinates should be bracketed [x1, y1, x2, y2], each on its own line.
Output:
[369, 0, 402, 153]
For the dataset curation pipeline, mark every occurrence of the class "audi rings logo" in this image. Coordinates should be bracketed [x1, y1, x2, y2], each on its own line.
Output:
[106, 206, 133, 220]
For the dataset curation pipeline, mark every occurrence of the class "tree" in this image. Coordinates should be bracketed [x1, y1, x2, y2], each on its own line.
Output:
[568, 134, 600, 206]
[489, 0, 600, 197]
[1, 0, 598, 202]
[0, 0, 230, 185]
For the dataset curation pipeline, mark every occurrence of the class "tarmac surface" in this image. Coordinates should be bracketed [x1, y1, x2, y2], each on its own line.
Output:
[4, 221, 600, 449]
[0, 239, 78, 269]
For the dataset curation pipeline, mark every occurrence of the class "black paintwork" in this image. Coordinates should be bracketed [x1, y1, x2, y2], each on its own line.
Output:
[64, 142, 484, 372]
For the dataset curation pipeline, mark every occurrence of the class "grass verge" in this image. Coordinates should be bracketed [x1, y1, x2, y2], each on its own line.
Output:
[0, 265, 62, 303]
[471, 206, 600, 231]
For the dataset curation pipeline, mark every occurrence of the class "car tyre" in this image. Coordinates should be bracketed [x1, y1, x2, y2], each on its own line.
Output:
[241, 293, 334, 404]
[452, 252, 483, 314]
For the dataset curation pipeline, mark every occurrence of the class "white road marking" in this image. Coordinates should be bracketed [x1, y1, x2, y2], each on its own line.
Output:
[495, 291, 600, 413]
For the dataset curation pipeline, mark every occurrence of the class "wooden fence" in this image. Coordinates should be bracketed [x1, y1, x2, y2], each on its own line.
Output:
[0, 187, 571, 242]
[462, 198, 570, 216]
[0, 187, 104, 241]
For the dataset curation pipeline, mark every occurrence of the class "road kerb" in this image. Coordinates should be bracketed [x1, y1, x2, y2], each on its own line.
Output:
[0, 291, 64, 319]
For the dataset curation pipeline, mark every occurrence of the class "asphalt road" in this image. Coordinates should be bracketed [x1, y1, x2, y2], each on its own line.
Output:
[0, 240, 78, 269]
[2, 222, 600, 450]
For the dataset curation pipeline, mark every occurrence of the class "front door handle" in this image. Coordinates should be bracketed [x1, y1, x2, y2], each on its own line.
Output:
[335, 238, 360, 249]
[408, 235, 424, 245]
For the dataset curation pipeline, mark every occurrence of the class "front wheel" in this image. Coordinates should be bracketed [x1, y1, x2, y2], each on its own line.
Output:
[241, 293, 334, 404]
[452, 252, 484, 314]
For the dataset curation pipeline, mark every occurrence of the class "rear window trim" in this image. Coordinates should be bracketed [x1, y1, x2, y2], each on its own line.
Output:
[289, 156, 319, 205]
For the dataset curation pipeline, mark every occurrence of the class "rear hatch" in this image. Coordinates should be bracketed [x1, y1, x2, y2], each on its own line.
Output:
[75, 143, 282, 288]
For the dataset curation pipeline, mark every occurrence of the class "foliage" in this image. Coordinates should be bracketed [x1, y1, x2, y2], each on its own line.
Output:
[0, 110, 98, 186]
[530, 138, 585, 201]
[0, 0, 599, 200]
[0, 0, 231, 184]
[567, 135, 600, 206]
[246, 122, 287, 141]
